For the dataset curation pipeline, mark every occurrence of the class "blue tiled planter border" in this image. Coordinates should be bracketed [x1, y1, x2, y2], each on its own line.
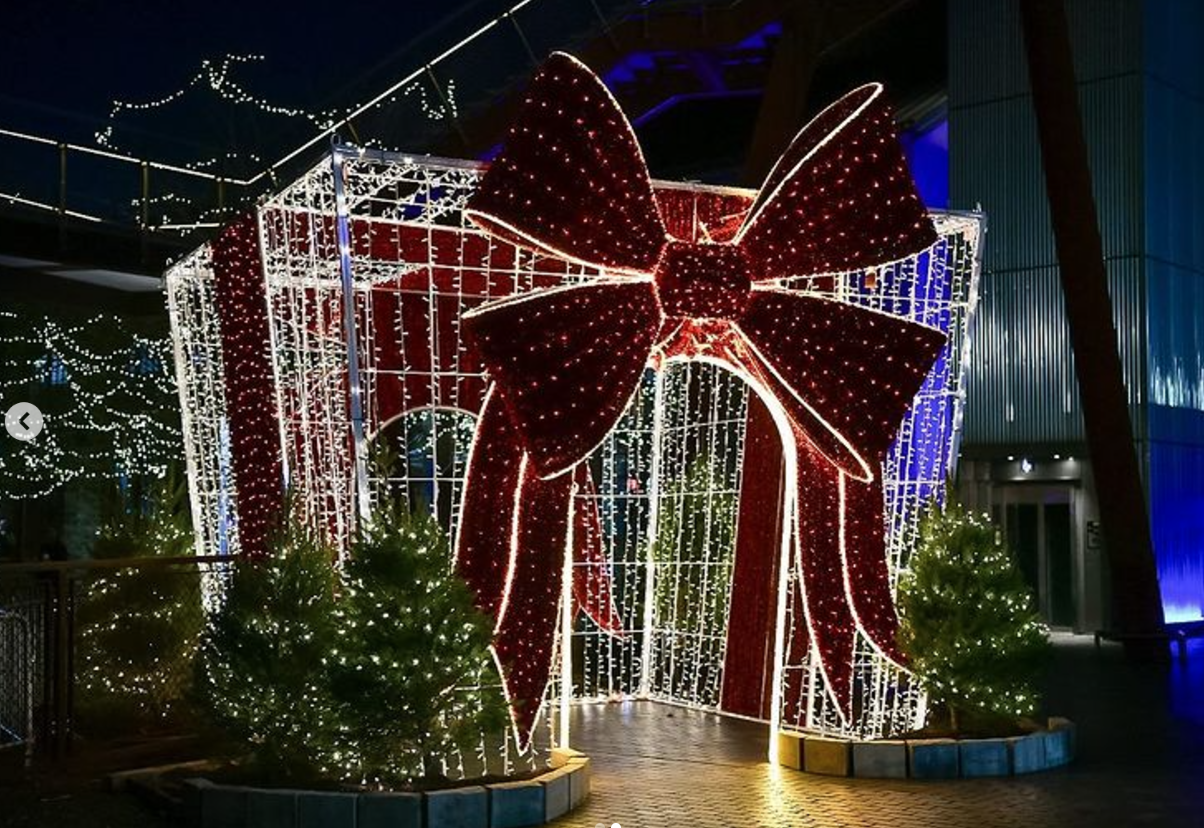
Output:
[183, 754, 590, 828]
[776, 717, 1075, 779]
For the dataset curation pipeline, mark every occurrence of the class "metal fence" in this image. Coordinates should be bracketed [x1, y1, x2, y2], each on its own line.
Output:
[0, 556, 228, 761]
[0, 609, 34, 767]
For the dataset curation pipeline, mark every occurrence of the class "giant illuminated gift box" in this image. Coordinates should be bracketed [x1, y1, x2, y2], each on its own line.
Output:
[165, 53, 983, 756]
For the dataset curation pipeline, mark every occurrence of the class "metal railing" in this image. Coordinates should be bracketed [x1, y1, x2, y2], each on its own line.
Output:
[0, 609, 34, 768]
[0, 555, 229, 761]
[0, 126, 254, 246]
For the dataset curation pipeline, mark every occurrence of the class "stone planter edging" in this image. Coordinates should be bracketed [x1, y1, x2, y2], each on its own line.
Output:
[183, 750, 590, 828]
[775, 717, 1075, 779]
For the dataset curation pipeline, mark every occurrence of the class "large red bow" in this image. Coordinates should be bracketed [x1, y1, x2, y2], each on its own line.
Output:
[454, 52, 944, 744]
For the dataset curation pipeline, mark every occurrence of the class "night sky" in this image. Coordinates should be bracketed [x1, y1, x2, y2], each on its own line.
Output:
[1, 0, 506, 165]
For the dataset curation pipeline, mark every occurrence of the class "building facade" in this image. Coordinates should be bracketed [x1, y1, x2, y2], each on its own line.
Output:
[950, 0, 1204, 630]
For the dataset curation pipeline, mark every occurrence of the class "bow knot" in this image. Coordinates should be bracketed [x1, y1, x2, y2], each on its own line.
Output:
[655, 241, 752, 322]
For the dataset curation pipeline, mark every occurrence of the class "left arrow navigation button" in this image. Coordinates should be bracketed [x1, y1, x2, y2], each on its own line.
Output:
[5, 402, 44, 441]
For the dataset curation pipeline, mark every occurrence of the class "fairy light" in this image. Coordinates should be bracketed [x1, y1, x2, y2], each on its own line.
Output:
[75, 507, 200, 725]
[95, 53, 459, 174]
[95, 55, 331, 160]
[164, 244, 240, 563]
[0, 311, 180, 499]
[402, 78, 459, 120]
[208, 215, 285, 559]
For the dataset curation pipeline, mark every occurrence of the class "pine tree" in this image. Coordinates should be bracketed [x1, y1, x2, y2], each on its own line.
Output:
[897, 499, 1050, 733]
[75, 465, 200, 734]
[329, 504, 507, 786]
[192, 511, 340, 782]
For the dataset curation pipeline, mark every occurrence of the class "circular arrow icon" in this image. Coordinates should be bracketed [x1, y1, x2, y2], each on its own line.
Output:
[5, 402, 44, 441]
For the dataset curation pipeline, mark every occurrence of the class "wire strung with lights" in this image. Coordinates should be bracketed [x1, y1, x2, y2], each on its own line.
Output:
[0, 311, 181, 499]
[166, 52, 982, 768]
[95, 55, 331, 160]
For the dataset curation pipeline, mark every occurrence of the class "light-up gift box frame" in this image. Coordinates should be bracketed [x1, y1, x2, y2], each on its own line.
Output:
[166, 145, 982, 766]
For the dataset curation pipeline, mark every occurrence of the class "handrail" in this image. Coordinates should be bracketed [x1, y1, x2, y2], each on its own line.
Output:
[0, 127, 256, 186]
[0, 609, 34, 768]
[0, 554, 230, 575]
[0, 0, 754, 239]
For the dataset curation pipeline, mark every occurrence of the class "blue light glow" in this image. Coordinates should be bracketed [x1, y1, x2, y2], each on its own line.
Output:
[849, 239, 963, 513]
[901, 118, 948, 210]
[1148, 424, 1204, 623]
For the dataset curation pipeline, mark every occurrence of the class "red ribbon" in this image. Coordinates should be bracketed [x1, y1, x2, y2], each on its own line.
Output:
[454, 53, 944, 743]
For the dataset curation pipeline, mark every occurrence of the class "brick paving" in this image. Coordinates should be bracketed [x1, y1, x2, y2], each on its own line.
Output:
[553, 635, 1204, 828]
[4, 634, 1202, 827]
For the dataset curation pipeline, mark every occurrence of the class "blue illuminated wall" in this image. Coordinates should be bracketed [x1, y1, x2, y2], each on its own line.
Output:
[1143, 0, 1204, 622]
[902, 118, 949, 210]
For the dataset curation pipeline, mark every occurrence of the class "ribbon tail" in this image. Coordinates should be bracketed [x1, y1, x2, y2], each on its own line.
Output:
[795, 441, 858, 723]
[572, 465, 624, 636]
[842, 474, 907, 666]
[492, 454, 575, 749]
[720, 394, 786, 718]
[454, 384, 525, 619]
[455, 386, 570, 747]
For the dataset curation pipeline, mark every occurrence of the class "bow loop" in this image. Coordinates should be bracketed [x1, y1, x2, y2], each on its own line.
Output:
[463, 281, 662, 478]
[736, 83, 937, 280]
[465, 53, 665, 275]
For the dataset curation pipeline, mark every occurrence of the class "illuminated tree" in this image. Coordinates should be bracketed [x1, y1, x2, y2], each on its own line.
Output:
[329, 503, 507, 785]
[897, 500, 1050, 733]
[74, 466, 200, 734]
[192, 512, 339, 782]
[0, 309, 180, 501]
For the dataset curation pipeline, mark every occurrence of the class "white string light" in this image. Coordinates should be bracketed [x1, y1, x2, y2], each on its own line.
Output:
[95, 55, 332, 162]
[0, 311, 181, 499]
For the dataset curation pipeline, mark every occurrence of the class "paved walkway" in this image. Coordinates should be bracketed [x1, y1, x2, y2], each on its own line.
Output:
[553, 634, 1204, 828]
[4, 634, 1202, 827]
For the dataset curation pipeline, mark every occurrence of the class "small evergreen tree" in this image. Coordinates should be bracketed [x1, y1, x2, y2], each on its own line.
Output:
[75, 465, 200, 733]
[329, 504, 507, 786]
[192, 511, 339, 782]
[897, 499, 1050, 733]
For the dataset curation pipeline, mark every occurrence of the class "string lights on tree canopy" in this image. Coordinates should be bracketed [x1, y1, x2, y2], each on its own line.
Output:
[0, 311, 180, 499]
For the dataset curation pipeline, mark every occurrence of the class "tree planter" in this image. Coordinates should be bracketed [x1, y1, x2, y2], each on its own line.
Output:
[775, 719, 1075, 779]
[172, 755, 591, 828]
